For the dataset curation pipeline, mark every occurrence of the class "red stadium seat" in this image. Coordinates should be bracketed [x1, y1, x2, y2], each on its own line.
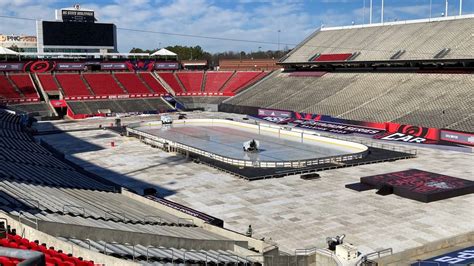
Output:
[203, 72, 233, 93]
[138, 73, 168, 95]
[56, 74, 92, 97]
[83, 73, 125, 96]
[37, 74, 60, 92]
[114, 73, 151, 94]
[176, 72, 204, 93]
[221, 71, 266, 93]
[9, 74, 38, 99]
[157, 72, 185, 94]
[0, 75, 22, 99]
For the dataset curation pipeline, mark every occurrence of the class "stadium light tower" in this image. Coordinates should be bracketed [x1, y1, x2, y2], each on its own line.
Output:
[445, 0, 449, 17]
[369, 0, 373, 24]
[381, 0, 384, 23]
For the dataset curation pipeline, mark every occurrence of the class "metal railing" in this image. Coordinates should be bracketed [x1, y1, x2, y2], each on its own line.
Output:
[356, 248, 393, 265]
[18, 212, 38, 230]
[146, 246, 174, 264]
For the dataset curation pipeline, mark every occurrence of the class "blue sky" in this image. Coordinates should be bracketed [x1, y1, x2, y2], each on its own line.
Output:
[0, 0, 473, 53]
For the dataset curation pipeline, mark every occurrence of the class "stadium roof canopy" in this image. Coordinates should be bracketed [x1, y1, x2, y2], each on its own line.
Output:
[151, 48, 177, 57]
[0, 47, 19, 55]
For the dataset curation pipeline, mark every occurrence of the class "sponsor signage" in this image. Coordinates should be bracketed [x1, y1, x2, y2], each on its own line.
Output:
[61, 9, 95, 23]
[154, 62, 179, 70]
[258, 108, 292, 118]
[296, 120, 383, 135]
[0, 34, 37, 48]
[100, 62, 127, 70]
[55, 63, 85, 71]
[412, 246, 474, 266]
[440, 130, 474, 146]
[50, 100, 67, 108]
[0, 63, 24, 71]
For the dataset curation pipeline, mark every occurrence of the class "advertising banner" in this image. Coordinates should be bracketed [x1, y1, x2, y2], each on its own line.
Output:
[154, 62, 179, 70]
[0, 63, 24, 71]
[56, 62, 85, 71]
[100, 62, 127, 70]
[440, 130, 474, 146]
[411, 246, 474, 266]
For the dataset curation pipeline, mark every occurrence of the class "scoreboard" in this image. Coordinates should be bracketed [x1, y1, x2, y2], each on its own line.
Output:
[61, 9, 95, 23]
[41, 21, 116, 48]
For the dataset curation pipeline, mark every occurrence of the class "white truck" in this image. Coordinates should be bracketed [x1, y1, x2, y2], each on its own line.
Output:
[161, 115, 173, 125]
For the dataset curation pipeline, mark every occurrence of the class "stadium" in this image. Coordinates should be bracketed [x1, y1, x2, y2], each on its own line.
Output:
[0, 2, 473, 266]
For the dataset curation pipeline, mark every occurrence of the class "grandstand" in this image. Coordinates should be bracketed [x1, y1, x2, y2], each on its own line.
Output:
[283, 15, 474, 63]
[224, 71, 473, 132]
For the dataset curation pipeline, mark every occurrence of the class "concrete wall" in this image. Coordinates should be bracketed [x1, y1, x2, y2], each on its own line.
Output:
[0, 212, 136, 266]
[376, 232, 474, 265]
[36, 219, 239, 251]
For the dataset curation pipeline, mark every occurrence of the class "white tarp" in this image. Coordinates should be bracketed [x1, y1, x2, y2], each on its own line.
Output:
[151, 48, 177, 57]
[0, 46, 19, 55]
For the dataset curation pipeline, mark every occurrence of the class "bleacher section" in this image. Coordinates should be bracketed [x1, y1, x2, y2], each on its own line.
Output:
[221, 71, 267, 94]
[157, 72, 185, 94]
[8, 74, 38, 99]
[37, 74, 59, 93]
[5, 103, 53, 117]
[225, 71, 473, 131]
[138, 72, 169, 95]
[114, 73, 152, 95]
[67, 98, 171, 115]
[176, 72, 204, 93]
[203, 71, 234, 93]
[1, 229, 94, 266]
[0, 111, 264, 265]
[0, 74, 22, 100]
[56, 74, 92, 98]
[59, 237, 255, 265]
[83, 73, 125, 96]
[283, 16, 474, 62]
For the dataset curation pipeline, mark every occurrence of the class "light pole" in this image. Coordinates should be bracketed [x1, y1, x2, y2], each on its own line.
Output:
[445, 0, 449, 17]
[277, 29, 281, 51]
[381, 0, 384, 23]
[369, 0, 373, 24]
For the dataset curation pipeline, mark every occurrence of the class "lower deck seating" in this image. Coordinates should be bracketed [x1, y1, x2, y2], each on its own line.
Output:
[37, 74, 60, 92]
[5, 103, 52, 117]
[138, 73, 169, 95]
[8, 74, 38, 99]
[221, 71, 267, 93]
[176, 72, 204, 93]
[67, 98, 171, 115]
[157, 72, 185, 94]
[203, 72, 233, 93]
[83, 74, 125, 96]
[0, 75, 22, 99]
[0, 227, 94, 266]
[114, 73, 151, 94]
[59, 237, 257, 265]
[56, 74, 92, 97]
